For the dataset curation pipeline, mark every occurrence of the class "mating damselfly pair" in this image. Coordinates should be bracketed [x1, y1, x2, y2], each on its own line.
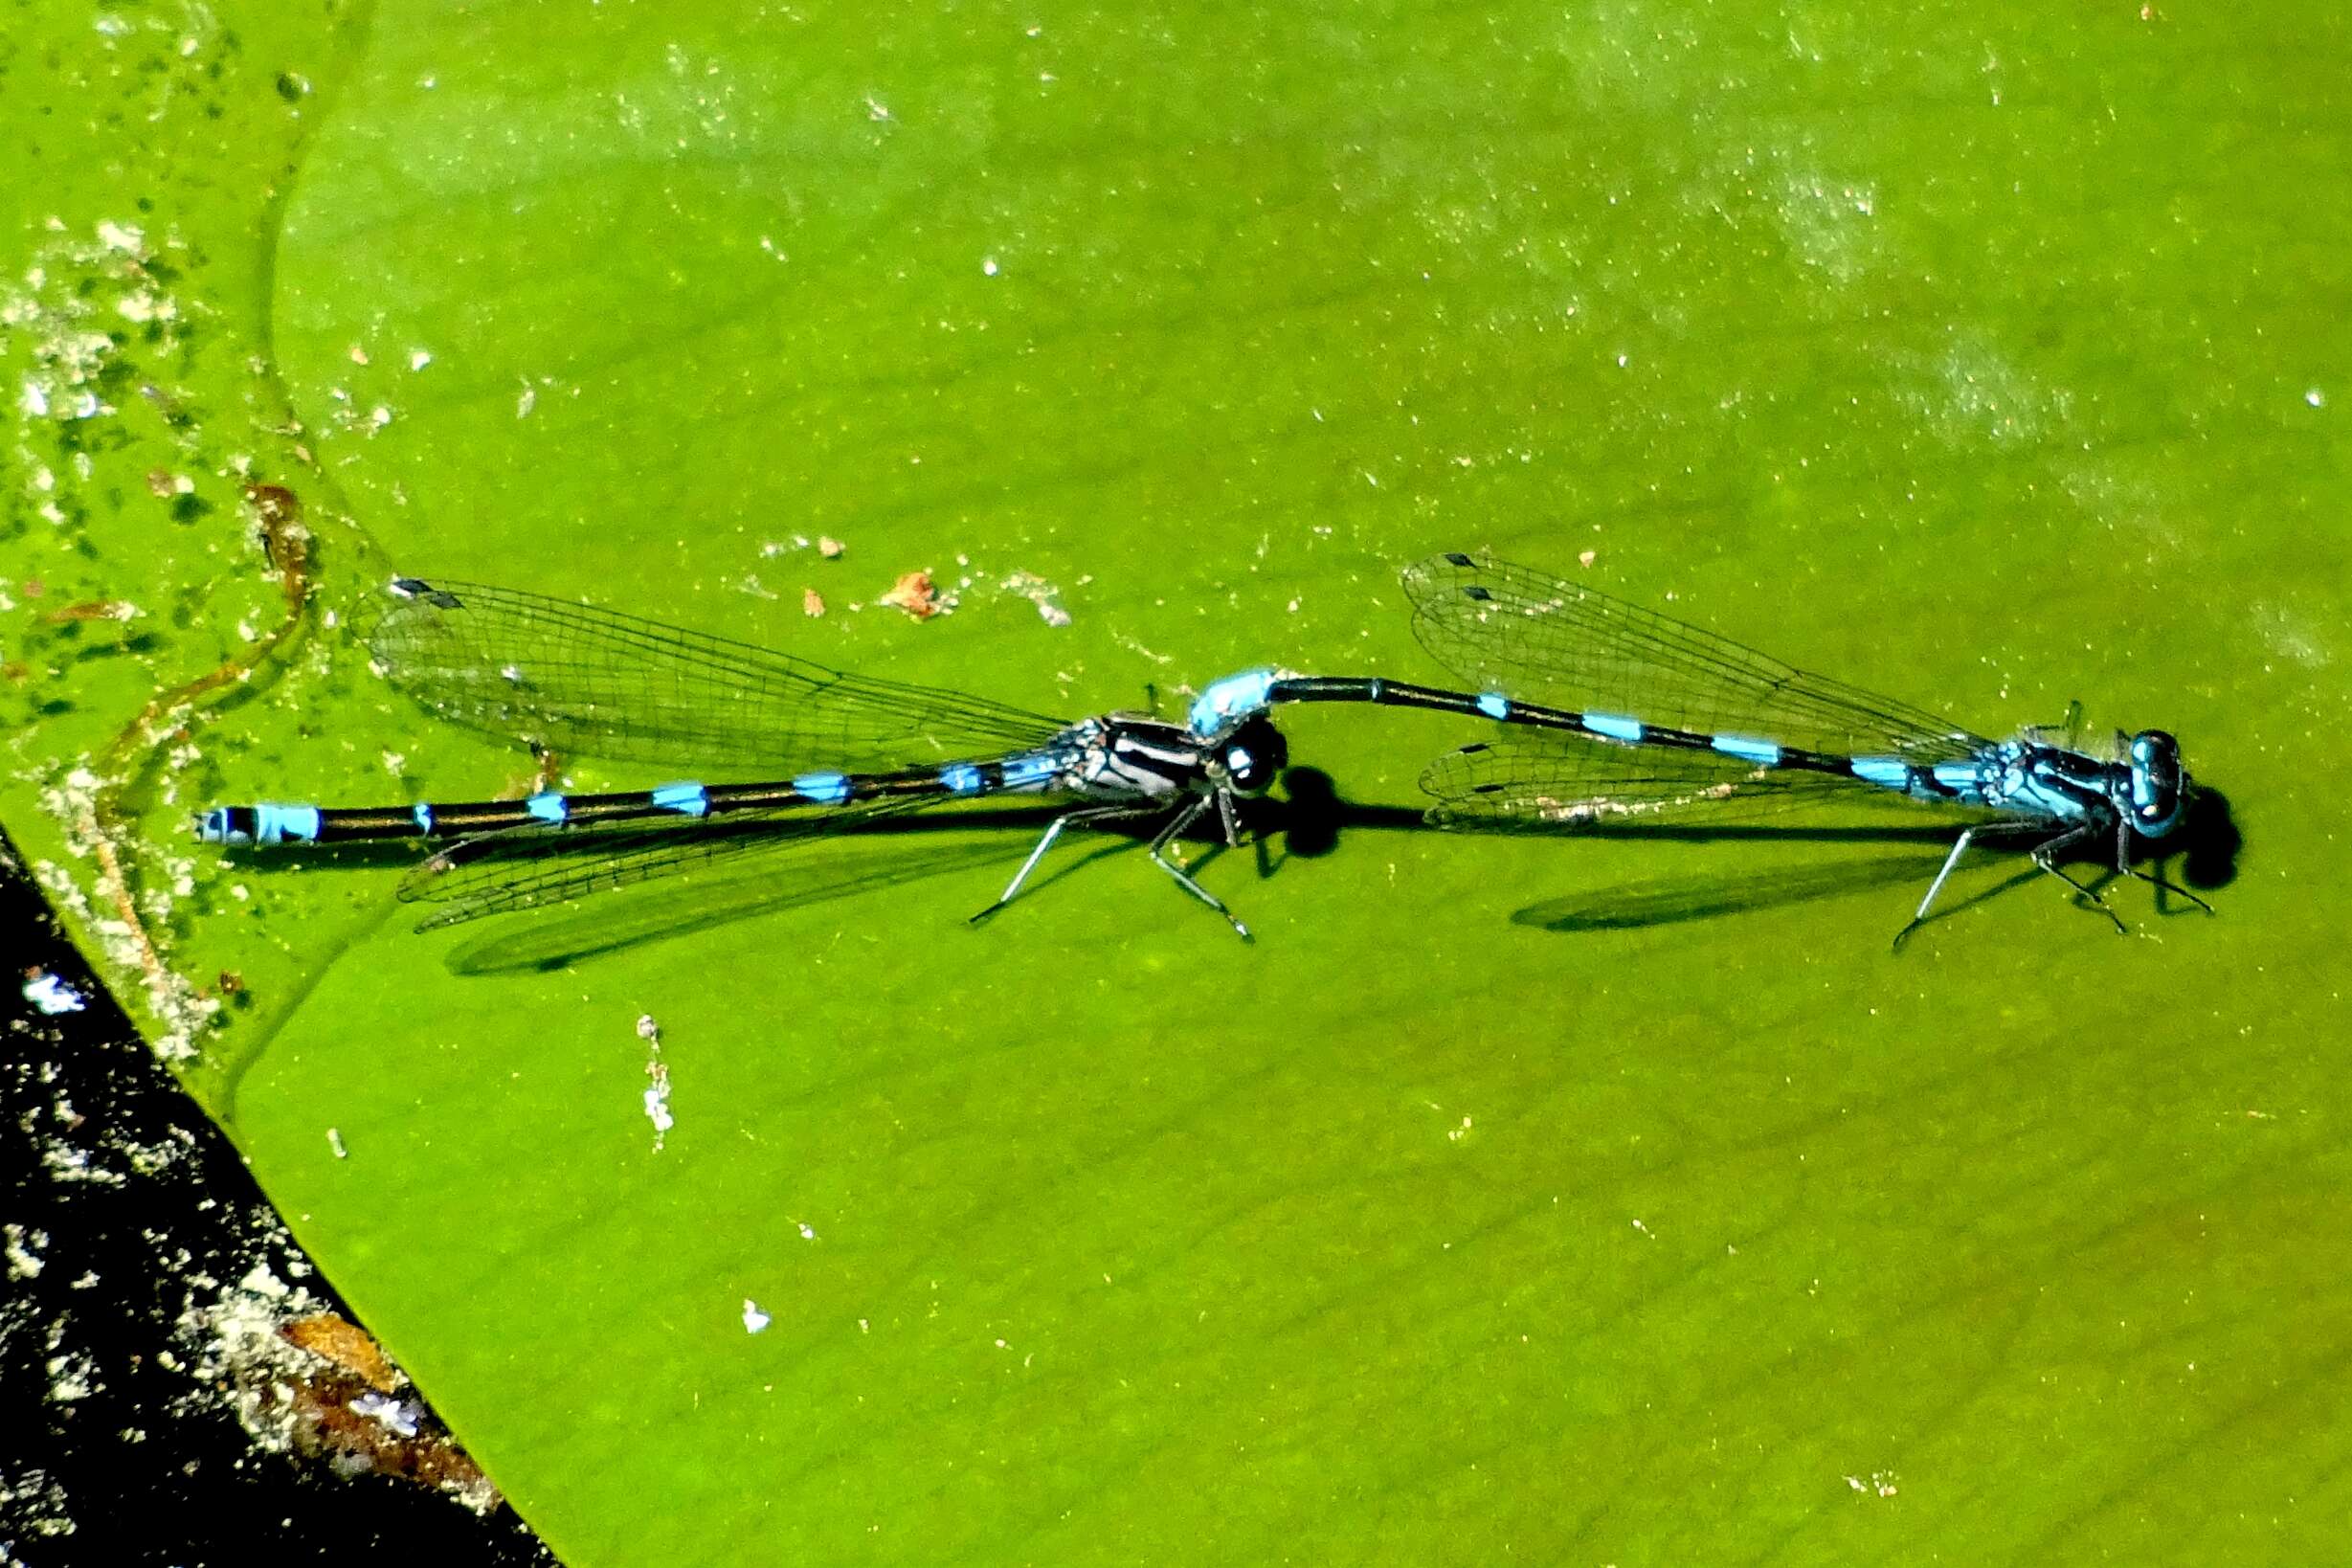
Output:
[198, 553, 2207, 945]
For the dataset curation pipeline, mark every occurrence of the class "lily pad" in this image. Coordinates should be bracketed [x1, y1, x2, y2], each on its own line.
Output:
[6, 2, 2347, 1563]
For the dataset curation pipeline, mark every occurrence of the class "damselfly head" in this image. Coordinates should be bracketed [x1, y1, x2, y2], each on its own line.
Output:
[1214, 717, 1288, 796]
[2122, 729, 2189, 838]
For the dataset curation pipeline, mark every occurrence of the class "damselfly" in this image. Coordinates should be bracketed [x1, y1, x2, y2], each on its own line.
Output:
[199, 577, 1288, 936]
[1188, 551, 2206, 944]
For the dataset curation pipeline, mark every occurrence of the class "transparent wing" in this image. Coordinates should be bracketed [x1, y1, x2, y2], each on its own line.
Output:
[397, 795, 940, 929]
[441, 839, 1025, 974]
[1403, 552, 1990, 765]
[357, 577, 1067, 775]
[1422, 738, 2007, 829]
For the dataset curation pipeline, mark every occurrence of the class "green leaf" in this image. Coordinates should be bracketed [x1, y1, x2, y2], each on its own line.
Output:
[8, 1, 2348, 1562]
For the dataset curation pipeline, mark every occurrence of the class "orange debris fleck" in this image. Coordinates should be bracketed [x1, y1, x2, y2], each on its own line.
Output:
[879, 571, 942, 620]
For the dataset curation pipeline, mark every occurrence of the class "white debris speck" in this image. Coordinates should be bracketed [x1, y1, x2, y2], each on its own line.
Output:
[2306, 388, 2326, 408]
[352, 1392, 420, 1438]
[49, 1352, 98, 1401]
[642, 1017, 673, 1150]
[865, 95, 890, 121]
[368, 405, 392, 430]
[742, 1299, 772, 1333]
[96, 219, 146, 255]
[239, 1261, 292, 1299]
[1003, 571, 1070, 627]
[982, 256, 999, 277]
[20, 380, 49, 416]
[409, 348, 433, 370]
[797, 1221, 817, 1242]
[516, 380, 536, 418]
[5, 1224, 46, 1279]
[643, 1069, 673, 1145]
[348, 344, 370, 365]
[818, 535, 845, 558]
[24, 973, 86, 1015]
[326, 1128, 347, 1159]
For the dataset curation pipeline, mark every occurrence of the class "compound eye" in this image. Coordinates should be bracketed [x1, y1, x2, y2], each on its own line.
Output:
[1220, 719, 1288, 795]
[2126, 729, 2186, 834]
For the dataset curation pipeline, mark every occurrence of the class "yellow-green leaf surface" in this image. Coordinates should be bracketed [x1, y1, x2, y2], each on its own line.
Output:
[7, 2, 2346, 1561]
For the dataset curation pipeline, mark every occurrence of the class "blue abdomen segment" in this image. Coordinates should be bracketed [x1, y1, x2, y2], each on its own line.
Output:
[1850, 754, 1985, 804]
[197, 802, 324, 846]
[651, 782, 710, 817]
[792, 772, 853, 805]
[199, 769, 954, 852]
[266, 803, 324, 842]
[1710, 734, 1782, 768]
[1848, 752, 2044, 812]
[999, 751, 1060, 792]
[1850, 755, 1914, 795]
[1583, 712, 1645, 744]
[1929, 760, 1990, 805]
